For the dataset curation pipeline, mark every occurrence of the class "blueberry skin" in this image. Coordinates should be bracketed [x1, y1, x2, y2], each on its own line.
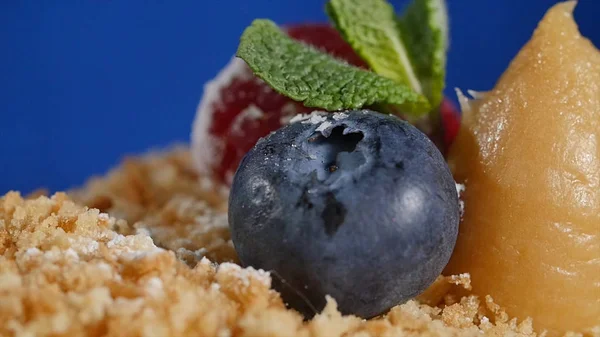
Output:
[229, 110, 459, 319]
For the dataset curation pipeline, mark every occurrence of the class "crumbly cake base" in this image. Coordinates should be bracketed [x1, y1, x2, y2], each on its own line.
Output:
[0, 147, 595, 337]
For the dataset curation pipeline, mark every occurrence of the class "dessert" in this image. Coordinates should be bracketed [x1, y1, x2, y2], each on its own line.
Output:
[229, 110, 459, 318]
[1, 0, 599, 336]
[445, 2, 600, 335]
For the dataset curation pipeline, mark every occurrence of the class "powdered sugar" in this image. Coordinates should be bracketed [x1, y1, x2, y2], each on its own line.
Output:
[64, 248, 79, 260]
[199, 256, 213, 267]
[22, 228, 165, 264]
[289, 114, 308, 124]
[456, 183, 466, 217]
[105, 232, 164, 261]
[217, 262, 271, 287]
[96, 262, 113, 273]
[289, 111, 327, 124]
[68, 236, 100, 255]
[304, 114, 327, 125]
[24, 247, 41, 257]
[191, 57, 252, 175]
[449, 273, 472, 290]
[230, 104, 265, 135]
[315, 121, 333, 133]
[106, 234, 127, 248]
[332, 112, 349, 120]
[144, 277, 165, 297]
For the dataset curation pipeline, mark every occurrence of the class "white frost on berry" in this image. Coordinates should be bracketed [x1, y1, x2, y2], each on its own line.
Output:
[289, 111, 327, 124]
[332, 112, 349, 120]
[191, 57, 252, 175]
[315, 121, 333, 133]
[305, 114, 327, 125]
[231, 104, 265, 135]
[289, 114, 309, 124]
[456, 183, 466, 217]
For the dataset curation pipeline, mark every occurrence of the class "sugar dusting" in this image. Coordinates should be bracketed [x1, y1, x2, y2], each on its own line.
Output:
[230, 104, 265, 135]
[217, 262, 271, 287]
[289, 111, 327, 124]
[456, 183, 466, 217]
[449, 273, 472, 290]
[315, 121, 333, 133]
[191, 57, 252, 175]
[332, 112, 349, 120]
[144, 277, 165, 298]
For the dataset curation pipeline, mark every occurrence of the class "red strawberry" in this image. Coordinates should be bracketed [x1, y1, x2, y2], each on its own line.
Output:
[439, 98, 461, 149]
[191, 24, 366, 184]
[191, 23, 460, 184]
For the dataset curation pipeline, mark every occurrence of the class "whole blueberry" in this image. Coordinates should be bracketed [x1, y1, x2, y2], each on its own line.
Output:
[228, 110, 459, 318]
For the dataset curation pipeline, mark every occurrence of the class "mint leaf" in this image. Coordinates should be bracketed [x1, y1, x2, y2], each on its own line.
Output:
[326, 0, 423, 94]
[326, 0, 449, 110]
[236, 19, 429, 113]
[399, 0, 449, 108]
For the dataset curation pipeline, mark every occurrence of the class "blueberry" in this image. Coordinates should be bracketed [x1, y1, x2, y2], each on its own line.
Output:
[228, 110, 459, 318]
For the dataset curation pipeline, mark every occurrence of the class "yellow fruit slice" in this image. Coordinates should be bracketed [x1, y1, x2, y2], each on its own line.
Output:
[445, 1, 600, 335]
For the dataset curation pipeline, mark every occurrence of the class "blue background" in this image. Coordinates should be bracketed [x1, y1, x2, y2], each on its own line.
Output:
[1, 0, 598, 194]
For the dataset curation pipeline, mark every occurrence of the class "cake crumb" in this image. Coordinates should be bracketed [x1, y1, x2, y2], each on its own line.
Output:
[450, 273, 473, 291]
[0, 148, 586, 337]
[70, 147, 234, 265]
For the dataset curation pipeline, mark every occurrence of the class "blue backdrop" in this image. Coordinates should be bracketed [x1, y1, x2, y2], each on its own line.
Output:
[1, 0, 598, 194]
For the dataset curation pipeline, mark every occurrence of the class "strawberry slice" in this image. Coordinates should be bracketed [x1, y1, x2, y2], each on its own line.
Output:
[191, 23, 460, 184]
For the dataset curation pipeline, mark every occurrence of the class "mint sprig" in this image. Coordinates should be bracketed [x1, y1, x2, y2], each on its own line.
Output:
[399, 0, 449, 108]
[236, 19, 430, 113]
[327, 0, 449, 110]
[235, 0, 449, 117]
[326, 0, 422, 94]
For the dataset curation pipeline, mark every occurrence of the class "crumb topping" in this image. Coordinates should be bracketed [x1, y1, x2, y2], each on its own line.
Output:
[1, 148, 596, 337]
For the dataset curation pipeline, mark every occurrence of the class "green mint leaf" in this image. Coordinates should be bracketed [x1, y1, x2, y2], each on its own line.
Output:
[236, 19, 430, 113]
[326, 0, 449, 110]
[326, 0, 423, 95]
[399, 0, 449, 108]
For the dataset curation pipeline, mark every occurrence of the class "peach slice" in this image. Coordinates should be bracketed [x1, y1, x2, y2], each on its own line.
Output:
[445, 1, 600, 335]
